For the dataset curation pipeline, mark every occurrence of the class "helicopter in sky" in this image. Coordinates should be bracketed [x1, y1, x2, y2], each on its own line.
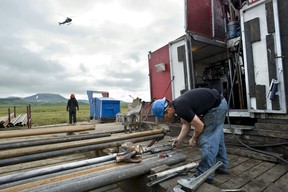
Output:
[59, 17, 72, 25]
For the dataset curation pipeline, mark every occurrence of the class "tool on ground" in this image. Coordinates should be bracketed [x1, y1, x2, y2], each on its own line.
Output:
[173, 161, 223, 192]
[221, 189, 245, 192]
[148, 162, 199, 180]
[116, 143, 143, 163]
[147, 169, 189, 187]
[158, 153, 169, 158]
[146, 138, 158, 147]
[144, 144, 174, 154]
[147, 162, 199, 187]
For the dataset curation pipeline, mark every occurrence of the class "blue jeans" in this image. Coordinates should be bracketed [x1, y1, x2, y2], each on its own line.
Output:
[196, 98, 229, 180]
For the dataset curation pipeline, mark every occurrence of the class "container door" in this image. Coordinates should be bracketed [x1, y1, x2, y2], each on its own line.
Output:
[241, 0, 286, 113]
[148, 45, 173, 100]
[169, 36, 190, 99]
[185, 0, 225, 41]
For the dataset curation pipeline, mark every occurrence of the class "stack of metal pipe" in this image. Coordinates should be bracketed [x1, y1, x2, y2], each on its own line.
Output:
[0, 124, 185, 192]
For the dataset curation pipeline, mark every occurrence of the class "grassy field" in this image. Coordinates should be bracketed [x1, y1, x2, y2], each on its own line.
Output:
[0, 103, 128, 127]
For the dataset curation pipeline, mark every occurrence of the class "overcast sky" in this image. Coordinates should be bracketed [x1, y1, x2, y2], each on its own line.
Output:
[0, 0, 184, 102]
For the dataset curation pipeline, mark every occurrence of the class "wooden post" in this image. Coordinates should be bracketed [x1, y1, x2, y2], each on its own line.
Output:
[27, 105, 32, 129]
[8, 108, 10, 125]
[13, 106, 16, 118]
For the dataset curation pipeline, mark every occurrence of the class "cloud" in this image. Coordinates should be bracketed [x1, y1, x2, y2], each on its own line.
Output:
[0, 0, 184, 102]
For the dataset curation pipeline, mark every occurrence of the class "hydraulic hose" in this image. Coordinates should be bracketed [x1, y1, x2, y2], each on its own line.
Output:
[226, 141, 288, 148]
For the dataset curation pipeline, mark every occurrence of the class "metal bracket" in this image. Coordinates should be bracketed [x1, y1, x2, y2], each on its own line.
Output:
[173, 161, 223, 192]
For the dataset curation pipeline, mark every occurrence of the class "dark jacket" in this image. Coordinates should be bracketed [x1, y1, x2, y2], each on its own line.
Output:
[67, 98, 79, 112]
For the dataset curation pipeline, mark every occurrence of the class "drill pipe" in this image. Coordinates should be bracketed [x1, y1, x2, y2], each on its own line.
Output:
[25, 152, 187, 192]
[0, 132, 111, 150]
[0, 161, 120, 192]
[0, 134, 164, 167]
[0, 125, 94, 139]
[0, 154, 117, 185]
[0, 129, 165, 159]
[0, 160, 115, 189]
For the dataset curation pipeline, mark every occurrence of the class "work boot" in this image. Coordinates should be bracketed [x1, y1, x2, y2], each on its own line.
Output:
[215, 169, 229, 175]
[206, 178, 214, 184]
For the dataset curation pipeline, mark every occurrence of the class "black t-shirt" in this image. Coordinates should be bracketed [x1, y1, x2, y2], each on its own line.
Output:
[171, 88, 221, 123]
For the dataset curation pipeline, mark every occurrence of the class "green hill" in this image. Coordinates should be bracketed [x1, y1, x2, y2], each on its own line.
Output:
[0, 97, 27, 105]
[24, 93, 67, 104]
[0, 93, 89, 105]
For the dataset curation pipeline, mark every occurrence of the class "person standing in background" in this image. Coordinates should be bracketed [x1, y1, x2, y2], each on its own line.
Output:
[66, 94, 79, 124]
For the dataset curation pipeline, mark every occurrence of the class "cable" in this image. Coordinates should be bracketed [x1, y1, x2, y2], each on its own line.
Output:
[227, 141, 288, 148]
[162, 76, 175, 98]
[226, 35, 288, 166]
